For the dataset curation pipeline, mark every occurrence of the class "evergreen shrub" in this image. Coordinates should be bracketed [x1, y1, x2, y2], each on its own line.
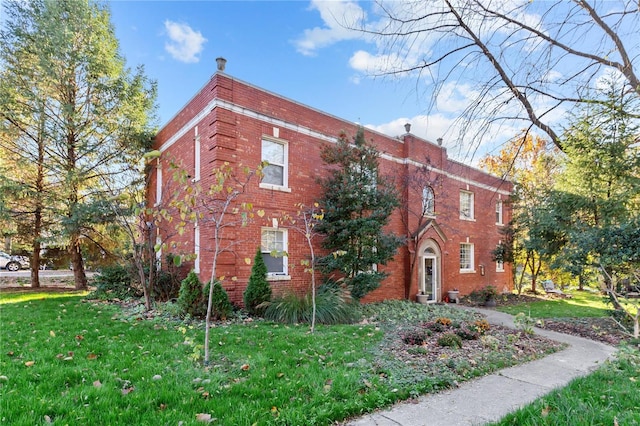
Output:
[177, 271, 205, 317]
[243, 247, 272, 315]
[205, 280, 233, 321]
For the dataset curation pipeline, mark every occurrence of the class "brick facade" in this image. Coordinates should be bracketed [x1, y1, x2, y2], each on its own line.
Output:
[150, 72, 513, 305]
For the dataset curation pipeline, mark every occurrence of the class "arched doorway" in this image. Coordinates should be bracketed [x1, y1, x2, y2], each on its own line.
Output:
[419, 239, 442, 302]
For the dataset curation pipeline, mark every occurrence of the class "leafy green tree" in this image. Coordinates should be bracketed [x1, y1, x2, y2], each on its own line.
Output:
[243, 247, 271, 315]
[317, 127, 403, 300]
[528, 79, 640, 329]
[0, 0, 157, 289]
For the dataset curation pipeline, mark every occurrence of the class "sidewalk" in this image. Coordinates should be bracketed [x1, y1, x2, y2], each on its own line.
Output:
[347, 307, 618, 426]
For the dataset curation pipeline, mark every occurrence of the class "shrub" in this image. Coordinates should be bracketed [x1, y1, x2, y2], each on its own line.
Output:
[91, 264, 139, 300]
[481, 285, 499, 301]
[435, 317, 452, 326]
[437, 333, 463, 348]
[480, 335, 500, 350]
[205, 281, 233, 321]
[177, 271, 205, 318]
[455, 325, 480, 340]
[424, 321, 446, 333]
[402, 329, 431, 345]
[472, 319, 491, 334]
[243, 247, 272, 315]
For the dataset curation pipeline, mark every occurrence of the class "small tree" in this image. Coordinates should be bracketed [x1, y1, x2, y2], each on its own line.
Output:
[243, 247, 271, 315]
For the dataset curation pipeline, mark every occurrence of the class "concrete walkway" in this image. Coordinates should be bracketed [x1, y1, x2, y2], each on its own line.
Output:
[347, 307, 618, 426]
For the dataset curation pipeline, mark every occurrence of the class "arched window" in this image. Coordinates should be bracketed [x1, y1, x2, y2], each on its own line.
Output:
[422, 186, 435, 216]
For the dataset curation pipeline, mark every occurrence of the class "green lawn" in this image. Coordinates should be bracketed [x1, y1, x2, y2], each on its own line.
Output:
[498, 290, 611, 318]
[2, 293, 558, 426]
[491, 346, 640, 425]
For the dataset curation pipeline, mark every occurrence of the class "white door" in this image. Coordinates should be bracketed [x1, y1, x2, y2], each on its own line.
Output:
[423, 256, 439, 301]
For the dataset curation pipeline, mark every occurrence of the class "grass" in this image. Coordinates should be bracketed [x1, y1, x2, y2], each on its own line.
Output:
[0, 293, 560, 425]
[490, 345, 640, 425]
[497, 290, 611, 318]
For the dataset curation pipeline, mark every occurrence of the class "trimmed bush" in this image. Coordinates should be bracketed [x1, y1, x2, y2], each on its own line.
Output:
[243, 247, 272, 315]
[205, 281, 233, 321]
[177, 271, 205, 318]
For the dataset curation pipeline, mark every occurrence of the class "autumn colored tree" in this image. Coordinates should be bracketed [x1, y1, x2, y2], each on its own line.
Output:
[479, 132, 560, 293]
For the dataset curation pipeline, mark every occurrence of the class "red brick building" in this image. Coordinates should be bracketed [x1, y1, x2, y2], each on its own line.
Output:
[149, 68, 512, 305]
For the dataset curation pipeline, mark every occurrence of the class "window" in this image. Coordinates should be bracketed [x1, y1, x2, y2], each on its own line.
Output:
[496, 201, 503, 225]
[460, 243, 474, 272]
[422, 186, 435, 216]
[194, 222, 200, 273]
[261, 138, 288, 188]
[155, 164, 163, 205]
[460, 191, 474, 220]
[261, 228, 288, 276]
[496, 260, 504, 272]
[194, 133, 201, 182]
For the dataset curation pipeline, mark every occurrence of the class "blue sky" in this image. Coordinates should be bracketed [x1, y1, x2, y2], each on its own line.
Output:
[109, 0, 501, 164]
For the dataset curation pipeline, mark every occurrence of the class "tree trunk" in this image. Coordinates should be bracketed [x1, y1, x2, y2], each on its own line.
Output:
[69, 234, 87, 290]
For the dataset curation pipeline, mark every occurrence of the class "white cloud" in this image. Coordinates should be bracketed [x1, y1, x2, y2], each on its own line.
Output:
[164, 20, 207, 63]
[294, 0, 367, 56]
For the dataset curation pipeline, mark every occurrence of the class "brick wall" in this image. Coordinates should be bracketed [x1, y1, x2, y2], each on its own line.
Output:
[151, 73, 513, 305]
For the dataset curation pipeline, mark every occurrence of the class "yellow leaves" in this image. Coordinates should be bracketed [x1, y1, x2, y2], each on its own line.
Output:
[244, 258, 252, 265]
[541, 406, 549, 417]
[240, 363, 250, 371]
[49, 330, 56, 337]
[257, 209, 265, 218]
[24, 361, 35, 367]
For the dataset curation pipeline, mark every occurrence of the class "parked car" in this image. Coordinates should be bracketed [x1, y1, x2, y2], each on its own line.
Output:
[0, 251, 30, 271]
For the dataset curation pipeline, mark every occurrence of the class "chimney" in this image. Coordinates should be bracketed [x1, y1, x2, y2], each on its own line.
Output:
[404, 123, 411, 133]
[216, 57, 227, 72]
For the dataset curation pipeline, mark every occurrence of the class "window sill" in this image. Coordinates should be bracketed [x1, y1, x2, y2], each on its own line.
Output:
[459, 269, 476, 274]
[495, 222, 504, 226]
[459, 217, 476, 222]
[496, 269, 505, 273]
[260, 183, 291, 193]
[267, 275, 291, 282]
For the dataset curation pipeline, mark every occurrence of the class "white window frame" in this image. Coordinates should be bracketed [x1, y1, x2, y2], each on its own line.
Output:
[260, 137, 290, 192]
[194, 130, 201, 182]
[422, 186, 435, 216]
[496, 200, 503, 225]
[460, 190, 474, 220]
[261, 227, 289, 279]
[155, 163, 163, 206]
[194, 221, 200, 274]
[496, 259, 504, 272]
[460, 243, 474, 273]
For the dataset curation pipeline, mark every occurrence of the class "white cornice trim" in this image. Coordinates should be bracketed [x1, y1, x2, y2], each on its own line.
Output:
[158, 100, 510, 196]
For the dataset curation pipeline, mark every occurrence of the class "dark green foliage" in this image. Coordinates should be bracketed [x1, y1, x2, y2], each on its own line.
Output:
[424, 321, 446, 333]
[456, 325, 480, 340]
[437, 333, 463, 348]
[177, 271, 205, 318]
[91, 263, 140, 300]
[402, 329, 431, 345]
[317, 127, 403, 300]
[263, 285, 357, 325]
[243, 247, 271, 315]
[206, 281, 233, 321]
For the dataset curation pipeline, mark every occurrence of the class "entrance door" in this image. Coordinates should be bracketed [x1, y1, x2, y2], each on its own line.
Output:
[423, 255, 438, 301]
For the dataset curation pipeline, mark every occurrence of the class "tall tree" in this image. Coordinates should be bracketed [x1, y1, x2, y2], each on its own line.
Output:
[346, 0, 639, 151]
[529, 79, 640, 301]
[317, 128, 403, 300]
[479, 132, 560, 293]
[0, 0, 157, 289]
